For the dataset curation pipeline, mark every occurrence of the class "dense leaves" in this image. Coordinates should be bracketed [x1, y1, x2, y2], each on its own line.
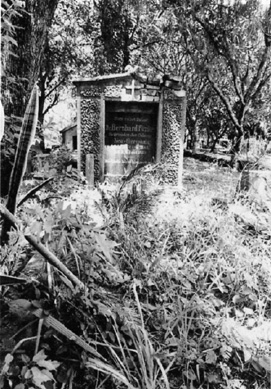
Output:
[180, 0, 271, 151]
[134, 0, 271, 150]
[1, 161, 271, 388]
[2, 0, 271, 147]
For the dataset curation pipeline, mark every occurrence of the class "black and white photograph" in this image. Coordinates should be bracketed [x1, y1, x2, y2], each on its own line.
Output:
[1, 0, 271, 387]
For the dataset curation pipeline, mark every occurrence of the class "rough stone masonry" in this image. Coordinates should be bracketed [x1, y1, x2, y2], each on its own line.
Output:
[73, 71, 186, 187]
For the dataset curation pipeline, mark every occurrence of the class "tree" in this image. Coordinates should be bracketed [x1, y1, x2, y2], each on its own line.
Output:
[37, 0, 144, 123]
[38, 0, 96, 124]
[130, 2, 234, 152]
[176, 0, 271, 154]
[140, 0, 271, 155]
[1, 0, 59, 196]
[91, 0, 145, 74]
[134, 2, 185, 77]
[2, 0, 59, 118]
[7, 0, 170, 124]
[182, 70, 209, 151]
[1, 0, 24, 99]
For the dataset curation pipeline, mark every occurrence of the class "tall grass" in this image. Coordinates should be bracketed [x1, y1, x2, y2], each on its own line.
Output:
[95, 164, 271, 387]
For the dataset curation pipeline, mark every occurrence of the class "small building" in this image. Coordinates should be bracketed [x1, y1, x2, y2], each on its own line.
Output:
[60, 122, 77, 151]
[73, 71, 186, 187]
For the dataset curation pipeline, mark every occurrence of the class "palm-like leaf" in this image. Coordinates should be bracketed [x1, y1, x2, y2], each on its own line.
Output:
[1, 85, 39, 244]
[6, 84, 39, 213]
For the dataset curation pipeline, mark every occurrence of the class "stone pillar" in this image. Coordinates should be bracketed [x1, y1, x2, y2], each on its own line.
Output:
[162, 89, 186, 187]
[85, 153, 94, 187]
[80, 87, 102, 180]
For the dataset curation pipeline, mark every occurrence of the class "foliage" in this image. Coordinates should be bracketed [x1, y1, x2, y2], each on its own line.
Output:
[1, 160, 271, 388]
[1, 0, 25, 96]
[2, 0, 270, 151]
[31, 146, 78, 179]
[2, 0, 271, 148]
[37, 0, 146, 120]
[2, 350, 60, 389]
[2, 0, 58, 118]
[38, 0, 96, 123]
[134, 0, 271, 151]
[1, 0, 59, 205]
[178, 0, 271, 151]
[1, 85, 39, 246]
[92, 0, 137, 73]
[0, 115, 22, 196]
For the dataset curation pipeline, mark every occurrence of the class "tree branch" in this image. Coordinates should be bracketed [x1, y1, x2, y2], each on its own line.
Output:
[131, 39, 163, 52]
[250, 71, 271, 101]
[194, 15, 244, 104]
[240, 53, 250, 94]
[207, 71, 242, 132]
[17, 177, 54, 208]
[0, 204, 86, 291]
[244, 44, 271, 103]
[42, 93, 59, 117]
[44, 76, 67, 99]
[227, 51, 245, 105]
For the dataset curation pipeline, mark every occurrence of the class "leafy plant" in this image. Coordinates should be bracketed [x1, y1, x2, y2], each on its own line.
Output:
[1, 349, 60, 389]
[1, 158, 271, 389]
[1, 85, 39, 245]
[0, 115, 22, 196]
[1, 0, 25, 78]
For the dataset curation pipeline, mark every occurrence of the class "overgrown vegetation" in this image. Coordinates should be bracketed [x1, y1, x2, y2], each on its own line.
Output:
[1, 160, 271, 389]
[1, 1, 271, 388]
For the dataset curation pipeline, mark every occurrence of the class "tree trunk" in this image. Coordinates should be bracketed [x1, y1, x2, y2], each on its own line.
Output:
[38, 69, 47, 124]
[210, 138, 217, 153]
[232, 124, 244, 153]
[4, 0, 58, 118]
[192, 123, 199, 153]
[1, 0, 58, 198]
[230, 127, 244, 168]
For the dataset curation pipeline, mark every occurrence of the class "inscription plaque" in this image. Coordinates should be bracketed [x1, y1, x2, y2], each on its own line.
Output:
[104, 101, 158, 178]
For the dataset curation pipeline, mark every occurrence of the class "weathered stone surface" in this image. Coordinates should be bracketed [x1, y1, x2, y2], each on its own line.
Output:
[162, 99, 185, 185]
[81, 98, 101, 178]
[104, 85, 123, 98]
[74, 74, 186, 185]
[80, 86, 103, 98]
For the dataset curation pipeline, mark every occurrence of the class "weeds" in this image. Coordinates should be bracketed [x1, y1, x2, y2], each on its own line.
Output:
[1, 160, 271, 388]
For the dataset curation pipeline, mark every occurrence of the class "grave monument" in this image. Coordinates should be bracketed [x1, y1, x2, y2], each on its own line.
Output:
[73, 71, 186, 187]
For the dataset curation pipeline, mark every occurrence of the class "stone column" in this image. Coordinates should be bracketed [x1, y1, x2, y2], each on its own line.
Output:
[80, 87, 103, 180]
[162, 89, 186, 187]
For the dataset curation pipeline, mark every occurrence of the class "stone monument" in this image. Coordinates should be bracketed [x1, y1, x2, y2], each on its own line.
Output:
[73, 71, 186, 187]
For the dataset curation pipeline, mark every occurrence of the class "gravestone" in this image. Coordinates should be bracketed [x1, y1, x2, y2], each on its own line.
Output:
[104, 101, 158, 176]
[73, 72, 186, 187]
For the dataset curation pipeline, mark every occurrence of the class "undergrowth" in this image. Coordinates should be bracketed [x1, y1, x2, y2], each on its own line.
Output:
[1, 162, 271, 389]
